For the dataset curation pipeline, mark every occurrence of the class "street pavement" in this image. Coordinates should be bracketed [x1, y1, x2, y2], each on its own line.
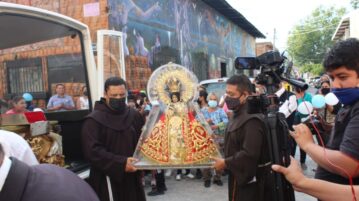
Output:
[146, 148, 317, 201]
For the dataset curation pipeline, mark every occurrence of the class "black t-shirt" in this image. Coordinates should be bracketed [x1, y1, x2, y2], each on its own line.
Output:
[315, 101, 359, 184]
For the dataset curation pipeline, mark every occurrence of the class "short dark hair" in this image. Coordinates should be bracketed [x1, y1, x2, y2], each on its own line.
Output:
[199, 90, 208, 99]
[323, 38, 359, 75]
[226, 74, 253, 95]
[104, 77, 127, 92]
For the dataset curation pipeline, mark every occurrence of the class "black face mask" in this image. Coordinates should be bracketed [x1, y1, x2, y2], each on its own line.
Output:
[321, 88, 330, 95]
[109, 97, 126, 112]
[83, 91, 88, 96]
[225, 96, 242, 110]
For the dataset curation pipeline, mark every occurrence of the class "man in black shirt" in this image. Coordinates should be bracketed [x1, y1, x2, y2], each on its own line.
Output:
[291, 38, 359, 185]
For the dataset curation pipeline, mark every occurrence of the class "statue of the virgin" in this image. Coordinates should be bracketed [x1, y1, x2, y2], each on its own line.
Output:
[133, 63, 221, 169]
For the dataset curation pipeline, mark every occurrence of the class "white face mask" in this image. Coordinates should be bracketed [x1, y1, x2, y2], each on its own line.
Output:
[208, 100, 218, 108]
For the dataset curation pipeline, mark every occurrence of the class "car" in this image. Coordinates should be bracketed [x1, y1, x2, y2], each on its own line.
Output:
[199, 76, 255, 100]
[199, 78, 228, 100]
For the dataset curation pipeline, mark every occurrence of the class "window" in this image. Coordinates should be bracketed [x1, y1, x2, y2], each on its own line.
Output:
[6, 58, 44, 95]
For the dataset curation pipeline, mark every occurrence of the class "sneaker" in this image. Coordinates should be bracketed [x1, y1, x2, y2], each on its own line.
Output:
[176, 174, 181, 181]
[301, 163, 308, 170]
[213, 180, 223, 186]
[165, 169, 172, 177]
[186, 173, 195, 179]
[147, 189, 164, 196]
[204, 180, 211, 188]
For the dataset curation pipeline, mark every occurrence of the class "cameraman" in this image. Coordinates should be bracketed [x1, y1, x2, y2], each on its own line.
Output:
[291, 38, 359, 187]
[213, 74, 272, 201]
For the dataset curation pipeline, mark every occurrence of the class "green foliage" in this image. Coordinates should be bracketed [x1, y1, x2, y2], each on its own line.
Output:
[287, 6, 346, 75]
[351, 0, 359, 9]
[300, 63, 323, 76]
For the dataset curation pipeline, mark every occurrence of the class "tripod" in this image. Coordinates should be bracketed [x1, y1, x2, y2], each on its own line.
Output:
[248, 78, 296, 201]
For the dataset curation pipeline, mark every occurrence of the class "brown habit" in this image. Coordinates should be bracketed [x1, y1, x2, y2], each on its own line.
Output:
[82, 99, 145, 201]
[224, 104, 273, 201]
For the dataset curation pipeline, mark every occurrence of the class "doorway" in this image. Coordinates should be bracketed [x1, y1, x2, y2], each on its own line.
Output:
[220, 62, 227, 78]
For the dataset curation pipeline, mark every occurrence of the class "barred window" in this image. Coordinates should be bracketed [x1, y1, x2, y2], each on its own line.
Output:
[6, 58, 44, 94]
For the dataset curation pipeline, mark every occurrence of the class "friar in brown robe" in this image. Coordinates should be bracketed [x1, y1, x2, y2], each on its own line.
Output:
[82, 77, 145, 201]
[214, 75, 274, 201]
[224, 103, 274, 201]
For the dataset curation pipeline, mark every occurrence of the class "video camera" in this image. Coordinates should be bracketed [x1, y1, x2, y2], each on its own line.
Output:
[235, 51, 308, 94]
[235, 51, 308, 114]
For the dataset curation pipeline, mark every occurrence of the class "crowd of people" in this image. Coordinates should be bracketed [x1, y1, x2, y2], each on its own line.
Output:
[1, 38, 359, 201]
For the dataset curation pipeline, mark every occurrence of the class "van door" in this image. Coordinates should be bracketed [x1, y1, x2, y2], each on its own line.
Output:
[96, 30, 126, 96]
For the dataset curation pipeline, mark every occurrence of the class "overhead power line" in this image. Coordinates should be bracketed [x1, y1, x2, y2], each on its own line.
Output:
[289, 24, 337, 36]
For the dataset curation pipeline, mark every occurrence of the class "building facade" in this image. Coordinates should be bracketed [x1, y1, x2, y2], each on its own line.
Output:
[0, 0, 263, 107]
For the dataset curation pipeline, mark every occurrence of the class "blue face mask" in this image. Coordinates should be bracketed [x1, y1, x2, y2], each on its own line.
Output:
[208, 100, 218, 108]
[332, 87, 359, 105]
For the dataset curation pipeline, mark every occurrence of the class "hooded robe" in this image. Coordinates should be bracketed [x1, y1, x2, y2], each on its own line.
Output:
[224, 104, 273, 201]
[0, 157, 99, 201]
[81, 99, 145, 201]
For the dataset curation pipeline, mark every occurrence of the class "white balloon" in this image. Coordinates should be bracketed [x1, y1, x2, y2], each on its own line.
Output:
[325, 92, 339, 106]
[297, 101, 313, 115]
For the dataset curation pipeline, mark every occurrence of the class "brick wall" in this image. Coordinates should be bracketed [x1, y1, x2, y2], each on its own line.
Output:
[0, 0, 109, 101]
[256, 42, 273, 56]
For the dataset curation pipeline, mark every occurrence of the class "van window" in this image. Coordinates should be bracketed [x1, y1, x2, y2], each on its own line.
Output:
[0, 34, 90, 115]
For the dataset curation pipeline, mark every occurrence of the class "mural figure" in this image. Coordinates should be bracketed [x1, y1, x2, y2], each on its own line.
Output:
[149, 34, 161, 69]
[134, 30, 149, 57]
[205, 10, 232, 56]
[110, 0, 161, 56]
[174, 0, 196, 70]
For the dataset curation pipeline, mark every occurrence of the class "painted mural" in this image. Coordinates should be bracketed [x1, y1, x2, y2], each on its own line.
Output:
[108, 0, 256, 81]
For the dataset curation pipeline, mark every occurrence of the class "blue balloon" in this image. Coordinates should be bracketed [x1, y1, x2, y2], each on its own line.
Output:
[22, 93, 33, 102]
[312, 94, 326, 108]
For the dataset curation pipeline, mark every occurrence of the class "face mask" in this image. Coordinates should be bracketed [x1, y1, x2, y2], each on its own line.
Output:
[83, 91, 88, 96]
[109, 97, 126, 112]
[321, 88, 330, 95]
[208, 100, 218, 108]
[225, 96, 241, 110]
[332, 87, 359, 105]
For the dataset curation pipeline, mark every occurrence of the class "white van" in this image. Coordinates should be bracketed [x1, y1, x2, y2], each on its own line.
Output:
[0, 2, 99, 179]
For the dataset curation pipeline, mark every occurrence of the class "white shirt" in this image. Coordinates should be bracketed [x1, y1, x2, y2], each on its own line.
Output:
[0, 156, 12, 191]
[78, 96, 89, 110]
[0, 130, 39, 166]
[275, 87, 297, 118]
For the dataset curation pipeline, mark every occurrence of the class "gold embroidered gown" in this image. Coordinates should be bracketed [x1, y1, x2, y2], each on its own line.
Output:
[140, 101, 218, 165]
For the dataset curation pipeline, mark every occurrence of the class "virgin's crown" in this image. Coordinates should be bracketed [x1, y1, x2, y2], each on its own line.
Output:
[166, 77, 181, 93]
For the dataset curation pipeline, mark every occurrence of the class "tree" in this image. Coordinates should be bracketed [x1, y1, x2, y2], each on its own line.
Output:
[300, 63, 323, 76]
[351, 0, 359, 9]
[287, 6, 346, 76]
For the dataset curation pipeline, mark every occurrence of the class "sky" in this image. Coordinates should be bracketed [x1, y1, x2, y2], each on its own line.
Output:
[227, 0, 353, 52]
